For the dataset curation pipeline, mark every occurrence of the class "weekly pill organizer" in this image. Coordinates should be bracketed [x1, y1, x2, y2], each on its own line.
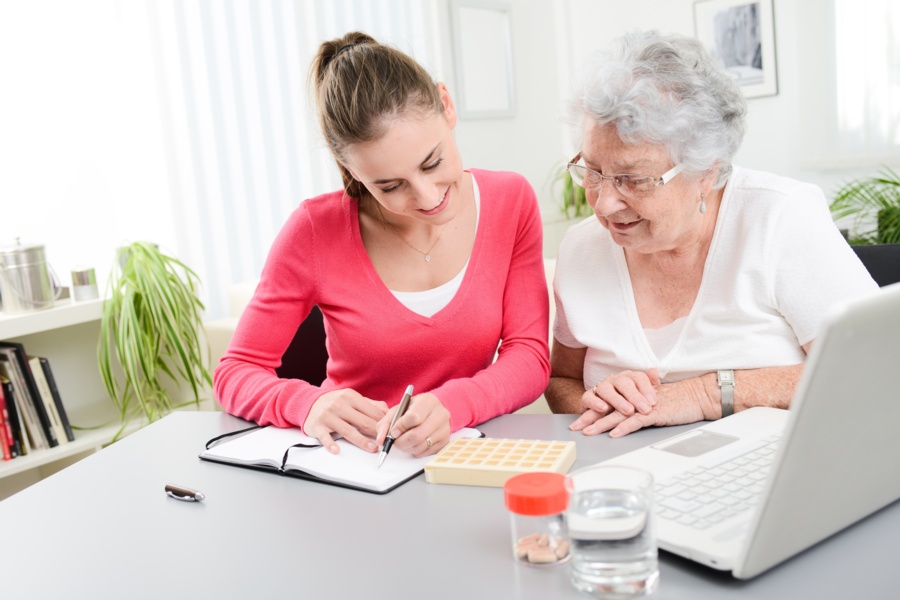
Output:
[424, 438, 577, 487]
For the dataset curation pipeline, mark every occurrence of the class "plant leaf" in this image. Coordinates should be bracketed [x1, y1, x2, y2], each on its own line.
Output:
[97, 242, 211, 428]
[830, 167, 900, 244]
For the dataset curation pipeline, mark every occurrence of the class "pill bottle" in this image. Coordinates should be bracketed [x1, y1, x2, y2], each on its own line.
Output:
[503, 472, 570, 566]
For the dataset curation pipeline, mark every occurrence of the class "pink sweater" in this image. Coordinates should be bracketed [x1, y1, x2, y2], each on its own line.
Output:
[214, 169, 550, 432]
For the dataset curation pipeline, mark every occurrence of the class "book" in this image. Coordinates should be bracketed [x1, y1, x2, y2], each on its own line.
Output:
[0, 342, 59, 448]
[0, 359, 45, 451]
[28, 357, 68, 446]
[0, 377, 26, 456]
[36, 357, 75, 443]
[0, 378, 19, 458]
[0, 416, 9, 460]
[200, 426, 483, 494]
[0, 384, 11, 461]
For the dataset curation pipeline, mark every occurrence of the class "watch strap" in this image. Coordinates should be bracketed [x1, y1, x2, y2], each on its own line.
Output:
[717, 369, 735, 418]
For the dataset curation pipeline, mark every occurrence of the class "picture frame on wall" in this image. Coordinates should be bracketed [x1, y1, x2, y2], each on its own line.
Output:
[450, 0, 516, 118]
[694, 0, 778, 99]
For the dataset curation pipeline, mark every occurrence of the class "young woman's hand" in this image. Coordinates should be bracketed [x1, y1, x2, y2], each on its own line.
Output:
[374, 392, 451, 457]
[304, 389, 389, 454]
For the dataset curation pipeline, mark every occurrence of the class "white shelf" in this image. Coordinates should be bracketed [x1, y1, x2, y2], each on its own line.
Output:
[0, 419, 142, 479]
[0, 300, 114, 493]
[0, 298, 217, 497]
[0, 299, 103, 339]
[0, 401, 217, 487]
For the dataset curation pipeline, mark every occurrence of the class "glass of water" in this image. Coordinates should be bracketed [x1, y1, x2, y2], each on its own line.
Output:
[565, 465, 659, 597]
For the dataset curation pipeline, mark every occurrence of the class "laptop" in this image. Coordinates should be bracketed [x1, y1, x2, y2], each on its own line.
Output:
[601, 282, 900, 579]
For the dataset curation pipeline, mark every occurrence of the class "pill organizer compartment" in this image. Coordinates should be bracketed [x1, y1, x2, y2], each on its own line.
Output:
[424, 438, 576, 487]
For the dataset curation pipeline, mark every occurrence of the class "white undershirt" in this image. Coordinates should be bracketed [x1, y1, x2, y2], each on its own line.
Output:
[391, 179, 481, 317]
[643, 317, 686, 361]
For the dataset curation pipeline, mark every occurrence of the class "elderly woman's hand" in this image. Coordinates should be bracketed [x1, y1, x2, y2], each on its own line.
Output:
[578, 368, 661, 419]
[572, 375, 717, 437]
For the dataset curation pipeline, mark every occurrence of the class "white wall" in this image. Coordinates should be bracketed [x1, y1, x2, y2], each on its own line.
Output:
[2, 0, 891, 318]
[558, 0, 886, 233]
[444, 0, 567, 257]
[0, 2, 174, 296]
[2, 0, 569, 315]
[452, 0, 887, 257]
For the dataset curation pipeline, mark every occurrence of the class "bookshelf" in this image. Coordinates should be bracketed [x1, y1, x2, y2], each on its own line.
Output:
[0, 299, 219, 499]
[0, 300, 141, 498]
[0, 298, 105, 338]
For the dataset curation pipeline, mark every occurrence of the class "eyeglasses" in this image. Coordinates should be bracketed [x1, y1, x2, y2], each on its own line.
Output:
[566, 153, 683, 197]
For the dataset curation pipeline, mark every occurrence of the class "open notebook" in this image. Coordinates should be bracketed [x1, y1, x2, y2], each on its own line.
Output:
[200, 425, 482, 494]
[601, 282, 900, 578]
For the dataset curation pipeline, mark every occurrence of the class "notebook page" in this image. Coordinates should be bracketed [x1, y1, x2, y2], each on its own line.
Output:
[202, 426, 319, 468]
[202, 425, 482, 492]
[288, 428, 482, 492]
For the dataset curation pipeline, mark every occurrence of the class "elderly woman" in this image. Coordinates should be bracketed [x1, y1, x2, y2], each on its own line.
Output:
[545, 30, 877, 437]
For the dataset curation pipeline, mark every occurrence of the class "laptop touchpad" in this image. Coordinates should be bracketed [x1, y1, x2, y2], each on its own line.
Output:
[652, 431, 739, 458]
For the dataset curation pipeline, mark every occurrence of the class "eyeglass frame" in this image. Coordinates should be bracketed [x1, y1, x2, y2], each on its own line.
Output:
[566, 153, 684, 196]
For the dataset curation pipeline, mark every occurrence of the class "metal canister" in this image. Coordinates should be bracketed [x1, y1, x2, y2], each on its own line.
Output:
[0, 240, 59, 313]
[71, 266, 99, 302]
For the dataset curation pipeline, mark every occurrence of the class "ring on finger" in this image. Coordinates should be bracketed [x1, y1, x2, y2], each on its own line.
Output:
[592, 384, 601, 397]
[426, 436, 433, 449]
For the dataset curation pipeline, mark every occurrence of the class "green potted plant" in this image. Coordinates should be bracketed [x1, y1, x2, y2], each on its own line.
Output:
[550, 160, 590, 219]
[98, 241, 212, 438]
[829, 167, 900, 245]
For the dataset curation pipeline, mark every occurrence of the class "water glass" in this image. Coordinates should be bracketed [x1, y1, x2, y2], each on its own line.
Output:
[565, 465, 659, 597]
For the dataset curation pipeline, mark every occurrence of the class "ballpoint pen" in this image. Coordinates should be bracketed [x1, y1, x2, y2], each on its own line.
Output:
[165, 484, 206, 502]
[377, 384, 414, 469]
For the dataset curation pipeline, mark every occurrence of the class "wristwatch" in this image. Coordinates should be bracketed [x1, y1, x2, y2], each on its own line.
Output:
[717, 370, 735, 418]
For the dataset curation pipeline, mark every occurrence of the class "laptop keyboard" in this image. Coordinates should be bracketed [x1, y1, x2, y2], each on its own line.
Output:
[654, 435, 782, 530]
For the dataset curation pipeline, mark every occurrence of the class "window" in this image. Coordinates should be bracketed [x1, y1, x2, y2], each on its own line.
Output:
[0, 1, 444, 319]
[800, 0, 900, 169]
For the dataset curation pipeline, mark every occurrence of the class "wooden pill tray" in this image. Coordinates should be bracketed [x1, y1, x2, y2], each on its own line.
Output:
[424, 437, 577, 487]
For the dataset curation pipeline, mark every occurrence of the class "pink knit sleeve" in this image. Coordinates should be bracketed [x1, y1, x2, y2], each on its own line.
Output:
[213, 202, 327, 430]
[432, 173, 551, 430]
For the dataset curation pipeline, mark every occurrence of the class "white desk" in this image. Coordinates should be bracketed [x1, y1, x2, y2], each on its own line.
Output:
[0, 412, 896, 599]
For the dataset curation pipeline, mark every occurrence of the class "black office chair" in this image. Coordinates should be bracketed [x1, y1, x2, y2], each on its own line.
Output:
[851, 243, 900, 287]
[275, 305, 329, 385]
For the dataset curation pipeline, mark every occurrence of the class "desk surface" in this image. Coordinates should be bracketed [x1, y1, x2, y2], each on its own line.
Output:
[0, 412, 896, 599]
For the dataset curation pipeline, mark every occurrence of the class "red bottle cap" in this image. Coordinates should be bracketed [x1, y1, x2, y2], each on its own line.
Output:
[503, 472, 568, 516]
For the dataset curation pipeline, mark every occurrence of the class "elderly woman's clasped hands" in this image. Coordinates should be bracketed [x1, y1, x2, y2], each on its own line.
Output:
[573, 369, 715, 438]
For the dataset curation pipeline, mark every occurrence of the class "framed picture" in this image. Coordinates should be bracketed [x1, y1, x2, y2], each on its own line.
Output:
[694, 0, 778, 99]
[450, 0, 516, 118]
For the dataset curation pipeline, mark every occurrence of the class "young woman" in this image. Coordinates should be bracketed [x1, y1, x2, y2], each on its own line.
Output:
[214, 32, 550, 457]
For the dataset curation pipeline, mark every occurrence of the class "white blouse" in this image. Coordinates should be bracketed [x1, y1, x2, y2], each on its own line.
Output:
[553, 165, 878, 388]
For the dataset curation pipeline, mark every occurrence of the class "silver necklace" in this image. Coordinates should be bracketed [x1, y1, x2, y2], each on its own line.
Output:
[377, 205, 448, 262]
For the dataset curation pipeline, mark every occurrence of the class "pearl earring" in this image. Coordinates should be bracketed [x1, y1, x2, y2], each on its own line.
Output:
[699, 194, 707, 214]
